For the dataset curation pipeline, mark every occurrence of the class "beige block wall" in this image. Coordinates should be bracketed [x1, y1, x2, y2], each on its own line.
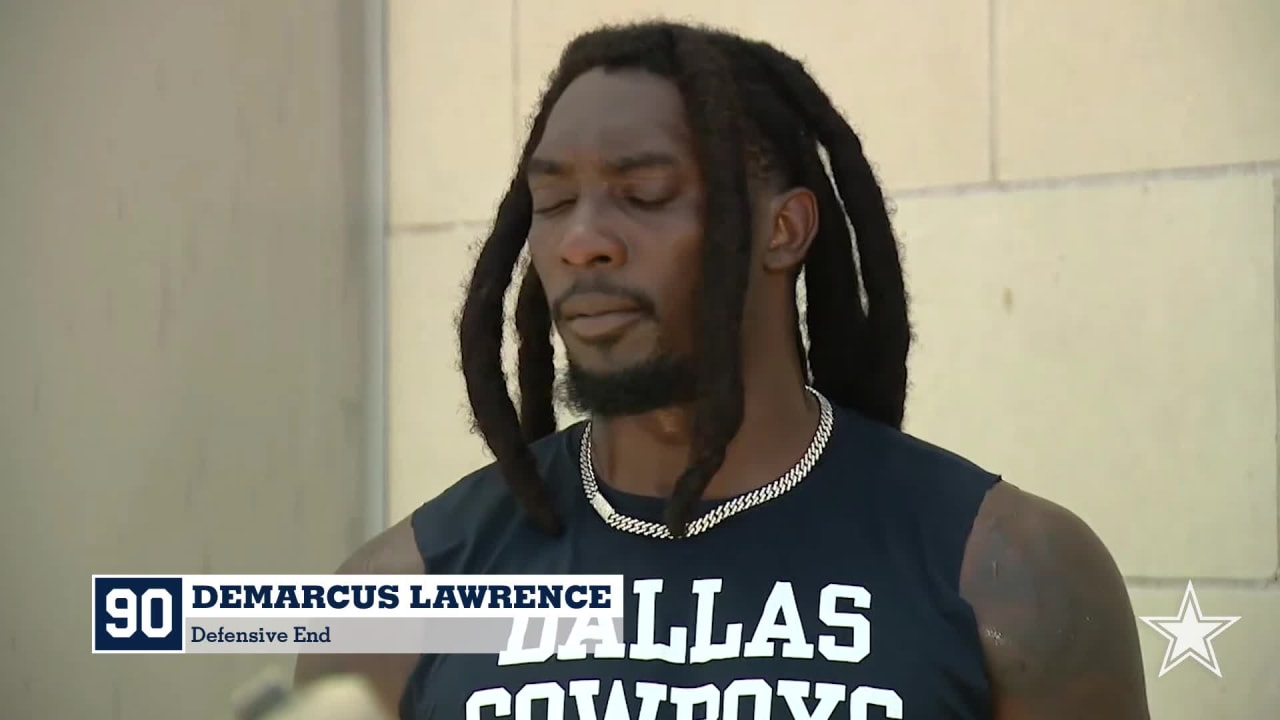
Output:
[1, 1, 376, 718]
[386, 0, 1280, 716]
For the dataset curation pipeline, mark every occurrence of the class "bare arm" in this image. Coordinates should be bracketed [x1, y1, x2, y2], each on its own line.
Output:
[293, 516, 425, 719]
[960, 482, 1150, 720]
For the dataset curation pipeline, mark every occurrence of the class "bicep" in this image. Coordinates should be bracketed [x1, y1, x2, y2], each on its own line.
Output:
[960, 483, 1150, 720]
[293, 517, 426, 718]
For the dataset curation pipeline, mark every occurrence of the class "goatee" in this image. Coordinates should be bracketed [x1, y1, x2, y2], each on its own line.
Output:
[560, 355, 698, 417]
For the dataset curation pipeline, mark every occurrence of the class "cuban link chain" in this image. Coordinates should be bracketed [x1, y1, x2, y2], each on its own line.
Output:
[579, 387, 835, 539]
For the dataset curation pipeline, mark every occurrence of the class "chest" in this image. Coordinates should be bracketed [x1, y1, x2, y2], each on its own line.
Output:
[411, 560, 985, 719]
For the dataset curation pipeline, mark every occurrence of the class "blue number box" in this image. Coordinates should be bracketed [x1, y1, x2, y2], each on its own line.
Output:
[92, 576, 185, 653]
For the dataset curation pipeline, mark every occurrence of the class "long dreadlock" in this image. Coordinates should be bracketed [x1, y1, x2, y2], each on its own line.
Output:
[457, 22, 910, 538]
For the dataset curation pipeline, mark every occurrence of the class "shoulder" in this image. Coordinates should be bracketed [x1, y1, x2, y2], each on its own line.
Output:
[421, 424, 582, 515]
[334, 426, 573, 576]
[336, 515, 423, 576]
[960, 482, 1150, 719]
[341, 421, 579, 573]
[960, 482, 1128, 644]
[291, 516, 424, 714]
[834, 409, 1001, 562]
[409, 425, 583, 571]
[837, 407, 999, 496]
[292, 427, 580, 708]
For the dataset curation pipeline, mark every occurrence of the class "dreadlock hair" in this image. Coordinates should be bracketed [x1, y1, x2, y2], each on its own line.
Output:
[457, 21, 911, 539]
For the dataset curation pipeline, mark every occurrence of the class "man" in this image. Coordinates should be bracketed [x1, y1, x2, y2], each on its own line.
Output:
[296, 21, 1151, 720]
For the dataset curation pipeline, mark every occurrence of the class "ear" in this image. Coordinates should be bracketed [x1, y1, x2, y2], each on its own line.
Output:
[760, 187, 819, 274]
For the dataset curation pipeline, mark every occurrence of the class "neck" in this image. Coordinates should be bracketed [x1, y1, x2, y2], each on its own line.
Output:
[589, 350, 820, 500]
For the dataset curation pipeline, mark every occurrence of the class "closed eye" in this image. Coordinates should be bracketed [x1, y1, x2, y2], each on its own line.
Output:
[533, 198, 575, 216]
[627, 195, 673, 210]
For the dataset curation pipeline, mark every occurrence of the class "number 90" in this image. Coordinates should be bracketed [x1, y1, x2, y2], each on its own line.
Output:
[104, 588, 173, 638]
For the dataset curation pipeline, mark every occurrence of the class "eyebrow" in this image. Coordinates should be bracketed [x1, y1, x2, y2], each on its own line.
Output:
[526, 151, 680, 178]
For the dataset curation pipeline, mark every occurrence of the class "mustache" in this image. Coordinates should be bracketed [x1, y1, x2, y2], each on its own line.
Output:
[550, 280, 657, 322]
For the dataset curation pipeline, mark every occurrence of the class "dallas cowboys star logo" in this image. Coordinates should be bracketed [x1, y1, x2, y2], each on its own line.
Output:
[1138, 580, 1240, 678]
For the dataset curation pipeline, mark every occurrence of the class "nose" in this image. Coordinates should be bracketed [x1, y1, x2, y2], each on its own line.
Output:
[559, 204, 627, 269]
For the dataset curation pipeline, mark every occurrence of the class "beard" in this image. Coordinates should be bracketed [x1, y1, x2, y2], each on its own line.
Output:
[560, 353, 699, 417]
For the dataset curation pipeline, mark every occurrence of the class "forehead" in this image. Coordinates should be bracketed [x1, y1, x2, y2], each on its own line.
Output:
[534, 68, 691, 158]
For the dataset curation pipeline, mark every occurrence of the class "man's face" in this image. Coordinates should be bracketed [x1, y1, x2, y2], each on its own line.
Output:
[526, 68, 706, 413]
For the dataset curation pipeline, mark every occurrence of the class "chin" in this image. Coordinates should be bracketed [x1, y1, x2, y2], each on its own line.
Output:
[559, 354, 698, 417]
[563, 341, 657, 372]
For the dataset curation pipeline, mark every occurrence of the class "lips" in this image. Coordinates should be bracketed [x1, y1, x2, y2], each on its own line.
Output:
[559, 293, 645, 340]
[566, 310, 643, 340]
[559, 293, 642, 321]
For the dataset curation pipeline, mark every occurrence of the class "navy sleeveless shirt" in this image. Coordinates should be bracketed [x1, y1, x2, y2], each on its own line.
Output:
[400, 404, 1000, 720]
